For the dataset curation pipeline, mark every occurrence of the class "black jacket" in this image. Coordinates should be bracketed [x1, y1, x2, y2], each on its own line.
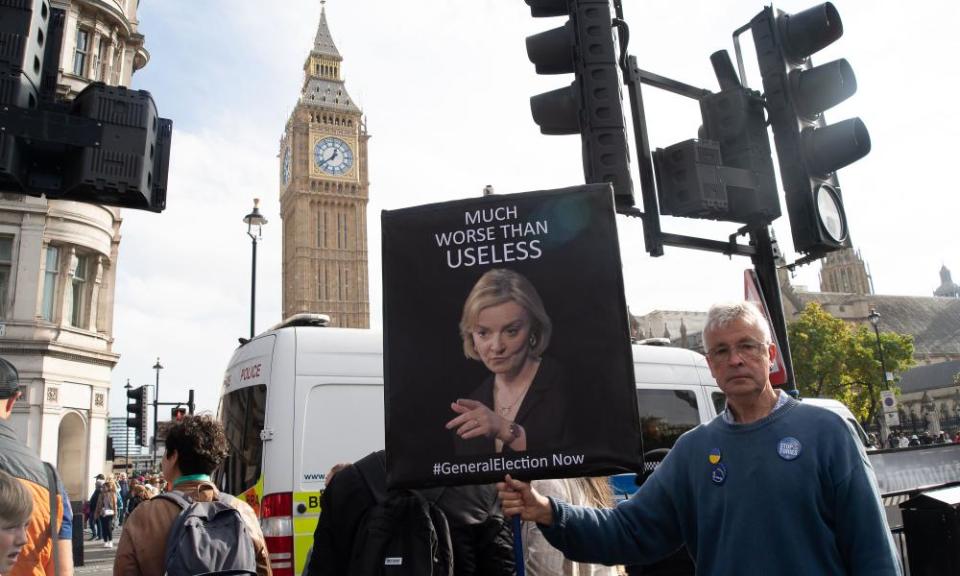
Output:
[305, 451, 515, 576]
[454, 356, 568, 456]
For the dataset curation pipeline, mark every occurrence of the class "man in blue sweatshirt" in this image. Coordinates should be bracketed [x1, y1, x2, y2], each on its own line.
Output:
[499, 301, 901, 575]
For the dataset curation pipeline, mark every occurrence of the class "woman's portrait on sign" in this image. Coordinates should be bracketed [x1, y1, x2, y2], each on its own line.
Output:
[446, 268, 568, 454]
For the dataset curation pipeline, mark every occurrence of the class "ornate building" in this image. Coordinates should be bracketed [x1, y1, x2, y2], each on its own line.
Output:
[819, 247, 873, 295]
[0, 0, 148, 502]
[279, 7, 370, 328]
[934, 265, 960, 298]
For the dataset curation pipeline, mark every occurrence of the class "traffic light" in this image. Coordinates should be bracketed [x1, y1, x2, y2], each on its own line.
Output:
[126, 385, 148, 447]
[0, 0, 171, 212]
[523, 0, 634, 208]
[171, 406, 187, 422]
[750, 2, 870, 258]
[654, 50, 780, 225]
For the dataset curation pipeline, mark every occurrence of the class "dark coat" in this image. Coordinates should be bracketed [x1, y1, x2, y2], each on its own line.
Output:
[306, 451, 514, 576]
[454, 356, 568, 456]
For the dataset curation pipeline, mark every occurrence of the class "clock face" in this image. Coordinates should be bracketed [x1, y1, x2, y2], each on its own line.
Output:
[314, 137, 354, 176]
[281, 147, 291, 185]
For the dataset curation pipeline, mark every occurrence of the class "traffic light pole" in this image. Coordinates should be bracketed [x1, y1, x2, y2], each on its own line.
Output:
[750, 226, 798, 396]
[611, 12, 798, 394]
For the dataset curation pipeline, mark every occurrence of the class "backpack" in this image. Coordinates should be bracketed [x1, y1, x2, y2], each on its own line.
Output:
[349, 452, 454, 576]
[158, 488, 258, 576]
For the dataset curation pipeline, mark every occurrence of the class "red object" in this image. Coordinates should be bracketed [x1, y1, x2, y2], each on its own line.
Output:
[260, 492, 294, 576]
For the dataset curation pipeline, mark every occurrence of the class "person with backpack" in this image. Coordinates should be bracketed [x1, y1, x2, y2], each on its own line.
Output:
[305, 450, 514, 576]
[0, 357, 73, 576]
[114, 414, 271, 576]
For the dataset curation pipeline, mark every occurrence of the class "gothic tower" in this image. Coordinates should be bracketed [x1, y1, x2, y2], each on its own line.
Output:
[279, 6, 370, 327]
[819, 247, 873, 295]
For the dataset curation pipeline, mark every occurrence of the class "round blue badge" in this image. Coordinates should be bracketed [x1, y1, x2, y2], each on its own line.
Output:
[777, 437, 802, 461]
[711, 463, 727, 485]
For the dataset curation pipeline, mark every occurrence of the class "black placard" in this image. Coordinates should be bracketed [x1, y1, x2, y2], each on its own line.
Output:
[382, 184, 640, 488]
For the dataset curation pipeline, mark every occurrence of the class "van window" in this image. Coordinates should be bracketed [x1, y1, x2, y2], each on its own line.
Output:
[299, 383, 385, 487]
[712, 391, 726, 416]
[216, 384, 267, 495]
[636, 389, 700, 452]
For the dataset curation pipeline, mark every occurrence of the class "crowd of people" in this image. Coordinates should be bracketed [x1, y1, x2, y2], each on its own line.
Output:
[0, 301, 904, 575]
[883, 429, 958, 449]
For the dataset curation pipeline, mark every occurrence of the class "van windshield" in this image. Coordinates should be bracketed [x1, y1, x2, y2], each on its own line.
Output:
[216, 384, 267, 495]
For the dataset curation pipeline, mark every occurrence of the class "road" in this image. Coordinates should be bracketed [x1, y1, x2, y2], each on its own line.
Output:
[74, 526, 120, 576]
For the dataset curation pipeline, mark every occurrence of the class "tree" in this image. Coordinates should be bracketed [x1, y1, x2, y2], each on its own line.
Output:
[788, 303, 915, 425]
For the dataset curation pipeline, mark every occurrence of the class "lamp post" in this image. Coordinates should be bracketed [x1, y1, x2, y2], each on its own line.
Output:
[868, 308, 890, 443]
[124, 379, 132, 473]
[152, 357, 163, 470]
[243, 199, 268, 339]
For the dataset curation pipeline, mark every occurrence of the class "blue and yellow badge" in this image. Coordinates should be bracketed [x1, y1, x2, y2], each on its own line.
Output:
[777, 437, 802, 461]
[708, 448, 722, 465]
[711, 463, 727, 485]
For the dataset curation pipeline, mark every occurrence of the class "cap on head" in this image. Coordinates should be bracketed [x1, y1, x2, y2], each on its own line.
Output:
[0, 357, 20, 399]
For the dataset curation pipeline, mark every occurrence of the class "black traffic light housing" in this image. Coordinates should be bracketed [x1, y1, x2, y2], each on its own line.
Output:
[524, 0, 634, 208]
[750, 2, 870, 258]
[126, 385, 148, 447]
[0, 0, 171, 212]
[654, 50, 779, 225]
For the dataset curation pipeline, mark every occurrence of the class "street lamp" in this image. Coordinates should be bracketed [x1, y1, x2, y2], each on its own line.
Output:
[868, 308, 890, 388]
[152, 357, 163, 470]
[868, 308, 890, 442]
[124, 379, 132, 473]
[243, 199, 268, 339]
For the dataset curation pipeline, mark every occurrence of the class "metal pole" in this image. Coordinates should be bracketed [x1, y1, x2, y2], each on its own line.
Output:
[244, 199, 267, 340]
[152, 358, 163, 471]
[873, 322, 889, 390]
[250, 236, 257, 339]
[873, 320, 890, 443]
[750, 226, 798, 396]
[124, 379, 132, 473]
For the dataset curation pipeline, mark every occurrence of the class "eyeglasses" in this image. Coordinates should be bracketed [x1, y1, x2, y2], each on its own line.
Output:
[707, 340, 767, 362]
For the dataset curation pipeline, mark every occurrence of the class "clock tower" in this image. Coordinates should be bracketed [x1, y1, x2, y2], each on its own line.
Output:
[280, 5, 370, 327]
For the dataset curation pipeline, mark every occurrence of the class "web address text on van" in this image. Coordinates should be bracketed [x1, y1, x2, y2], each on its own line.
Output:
[434, 453, 585, 477]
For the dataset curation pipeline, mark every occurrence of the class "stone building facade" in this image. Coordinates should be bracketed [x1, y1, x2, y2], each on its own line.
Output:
[280, 7, 370, 328]
[0, 0, 148, 502]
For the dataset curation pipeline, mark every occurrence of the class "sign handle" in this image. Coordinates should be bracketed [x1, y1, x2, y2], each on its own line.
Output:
[513, 515, 526, 576]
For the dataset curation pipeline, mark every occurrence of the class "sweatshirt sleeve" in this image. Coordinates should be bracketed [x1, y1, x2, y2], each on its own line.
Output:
[832, 428, 902, 576]
[537, 472, 685, 566]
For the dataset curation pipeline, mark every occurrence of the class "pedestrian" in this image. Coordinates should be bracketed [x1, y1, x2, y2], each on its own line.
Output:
[94, 477, 118, 548]
[306, 450, 514, 576]
[887, 431, 899, 450]
[117, 474, 129, 525]
[498, 302, 901, 575]
[124, 485, 148, 518]
[523, 478, 619, 575]
[88, 475, 103, 541]
[0, 469, 31, 575]
[0, 357, 74, 576]
[908, 434, 920, 447]
[899, 434, 910, 448]
[114, 414, 271, 576]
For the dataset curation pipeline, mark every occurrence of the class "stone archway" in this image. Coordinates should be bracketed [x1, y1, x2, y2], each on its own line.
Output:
[57, 412, 87, 502]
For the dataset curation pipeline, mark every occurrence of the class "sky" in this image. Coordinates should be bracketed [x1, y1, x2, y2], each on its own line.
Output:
[108, 0, 960, 416]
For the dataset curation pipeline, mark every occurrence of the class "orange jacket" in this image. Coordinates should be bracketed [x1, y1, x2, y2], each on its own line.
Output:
[0, 421, 64, 576]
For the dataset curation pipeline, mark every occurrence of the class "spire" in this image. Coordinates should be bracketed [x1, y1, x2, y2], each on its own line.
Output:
[312, 2, 341, 60]
[300, 2, 359, 113]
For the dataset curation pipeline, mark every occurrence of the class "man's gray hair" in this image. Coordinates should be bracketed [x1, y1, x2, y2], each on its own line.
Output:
[703, 302, 772, 346]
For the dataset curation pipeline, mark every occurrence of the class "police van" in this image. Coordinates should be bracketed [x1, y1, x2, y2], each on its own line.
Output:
[215, 315, 780, 575]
